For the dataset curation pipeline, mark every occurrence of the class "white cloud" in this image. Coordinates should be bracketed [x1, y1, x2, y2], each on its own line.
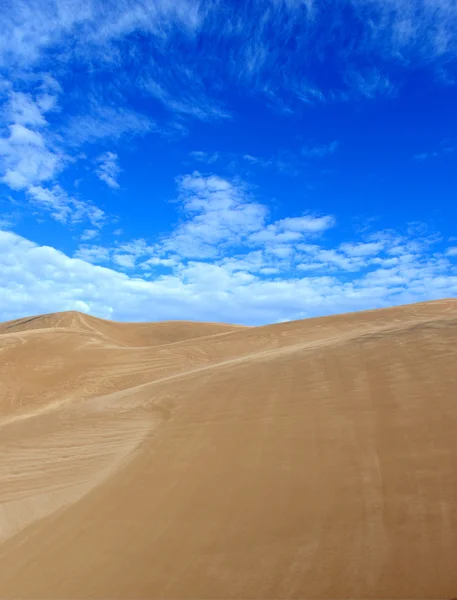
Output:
[112, 253, 137, 268]
[61, 171, 452, 316]
[80, 229, 99, 241]
[0, 80, 110, 229]
[275, 215, 335, 233]
[0, 123, 63, 190]
[27, 185, 105, 227]
[155, 174, 335, 261]
[74, 244, 110, 263]
[143, 256, 180, 269]
[8, 91, 48, 126]
[1, 226, 456, 325]
[96, 151, 120, 189]
[339, 241, 385, 257]
[66, 173, 336, 277]
[249, 229, 303, 244]
[155, 173, 268, 259]
[71, 173, 335, 271]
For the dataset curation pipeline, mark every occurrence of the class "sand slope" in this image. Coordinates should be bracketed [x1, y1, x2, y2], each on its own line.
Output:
[0, 300, 456, 598]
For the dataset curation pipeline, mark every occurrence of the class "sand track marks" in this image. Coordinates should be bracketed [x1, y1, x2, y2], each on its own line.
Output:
[0, 401, 153, 543]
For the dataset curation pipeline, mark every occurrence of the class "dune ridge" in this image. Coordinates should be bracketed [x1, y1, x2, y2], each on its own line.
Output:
[0, 299, 456, 598]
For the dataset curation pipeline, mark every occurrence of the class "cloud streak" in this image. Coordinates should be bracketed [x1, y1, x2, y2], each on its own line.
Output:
[2, 0, 455, 117]
[413, 141, 456, 161]
[96, 151, 120, 189]
[302, 141, 339, 158]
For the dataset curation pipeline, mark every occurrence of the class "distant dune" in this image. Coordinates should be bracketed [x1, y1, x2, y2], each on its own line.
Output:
[0, 299, 456, 598]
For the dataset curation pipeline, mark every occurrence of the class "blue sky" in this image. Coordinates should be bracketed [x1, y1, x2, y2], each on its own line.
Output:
[0, 0, 456, 324]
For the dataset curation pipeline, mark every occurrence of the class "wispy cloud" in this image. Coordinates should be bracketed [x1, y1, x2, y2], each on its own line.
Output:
[302, 141, 339, 158]
[0, 0, 205, 68]
[96, 151, 120, 189]
[242, 154, 273, 168]
[413, 141, 457, 161]
[2, 0, 454, 122]
[295, 84, 326, 105]
[341, 69, 396, 100]
[143, 79, 230, 122]
[351, 0, 457, 64]
[189, 150, 220, 164]
[188, 150, 297, 175]
[27, 185, 105, 227]
[64, 104, 154, 146]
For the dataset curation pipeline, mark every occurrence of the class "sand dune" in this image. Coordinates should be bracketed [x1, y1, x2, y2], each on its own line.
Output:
[0, 300, 456, 598]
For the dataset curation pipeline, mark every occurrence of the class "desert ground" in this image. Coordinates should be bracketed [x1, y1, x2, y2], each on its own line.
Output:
[0, 299, 456, 599]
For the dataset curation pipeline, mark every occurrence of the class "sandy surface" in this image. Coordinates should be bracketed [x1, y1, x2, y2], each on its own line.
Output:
[0, 300, 456, 599]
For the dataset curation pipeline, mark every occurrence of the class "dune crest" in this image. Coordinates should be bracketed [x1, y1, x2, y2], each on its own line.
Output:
[0, 299, 456, 599]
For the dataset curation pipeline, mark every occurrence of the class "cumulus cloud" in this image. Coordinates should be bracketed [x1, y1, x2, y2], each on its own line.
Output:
[2, 225, 457, 325]
[137, 173, 331, 263]
[0, 123, 62, 190]
[0, 88, 64, 190]
[154, 173, 269, 259]
[54, 170, 454, 325]
[74, 244, 110, 263]
[71, 172, 331, 271]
